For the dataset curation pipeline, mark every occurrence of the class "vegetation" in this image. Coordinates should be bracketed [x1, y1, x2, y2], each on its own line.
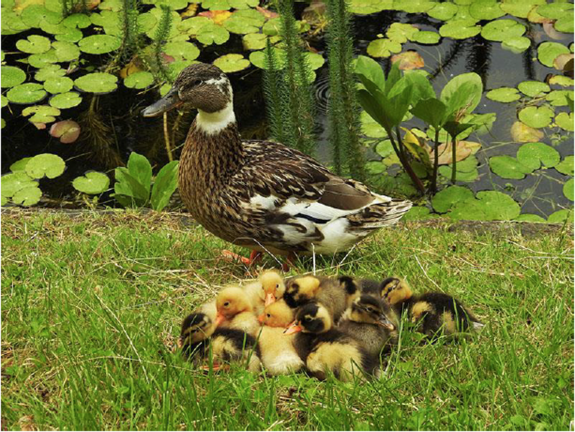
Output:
[2, 210, 573, 430]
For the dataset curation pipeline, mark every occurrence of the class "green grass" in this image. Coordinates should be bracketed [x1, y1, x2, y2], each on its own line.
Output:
[2, 210, 573, 431]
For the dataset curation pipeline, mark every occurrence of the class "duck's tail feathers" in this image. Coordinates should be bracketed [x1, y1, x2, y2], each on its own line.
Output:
[348, 199, 412, 230]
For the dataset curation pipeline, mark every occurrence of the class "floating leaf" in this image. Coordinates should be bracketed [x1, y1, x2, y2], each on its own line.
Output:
[52, 41, 80, 61]
[432, 185, 474, 213]
[74, 73, 118, 94]
[518, 106, 554, 129]
[348, 0, 393, 15]
[564, 179, 574, 201]
[22, 105, 60, 123]
[428, 2, 458, 20]
[391, 51, 424, 70]
[6, 83, 47, 104]
[213, 53, 250, 73]
[124, 71, 154, 89]
[481, 19, 525, 42]
[361, 111, 387, 138]
[393, 0, 436, 13]
[555, 112, 574, 131]
[25, 153, 65, 179]
[49, 91, 82, 109]
[366, 161, 385, 174]
[44, 77, 74, 94]
[9, 158, 32, 172]
[537, 42, 570, 68]
[242, 33, 267, 50]
[546, 90, 573, 107]
[554, 15, 574, 34]
[489, 155, 531, 179]
[410, 31, 440, 44]
[223, 9, 265, 34]
[79, 34, 121, 54]
[35, 64, 66, 81]
[501, 36, 531, 53]
[387, 23, 419, 43]
[16, 34, 51, 54]
[547, 209, 573, 223]
[49, 120, 81, 143]
[438, 156, 479, 182]
[62, 13, 92, 28]
[516, 142, 560, 170]
[450, 191, 521, 221]
[510, 121, 544, 142]
[1, 171, 38, 198]
[367, 38, 401, 58]
[180, 18, 230, 45]
[20, 5, 62, 28]
[486, 87, 521, 103]
[469, 0, 504, 21]
[500, 0, 545, 19]
[553, 54, 574, 71]
[1, 66, 26, 88]
[163, 41, 200, 61]
[555, 156, 574, 176]
[12, 186, 42, 206]
[28, 50, 59, 68]
[439, 20, 481, 40]
[73, 171, 110, 194]
[517, 80, 550, 97]
[515, 213, 546, 223]
[536, 2, 574, 20]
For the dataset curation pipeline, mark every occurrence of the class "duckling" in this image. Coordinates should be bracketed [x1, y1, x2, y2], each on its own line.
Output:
[242, 269, 286, 316]
[284, 275, 349, 322]
[215, 287, 261, 337]
[338, 294, 399, 359]
[285, 302, 378, 382]
[143, 63, 412, 266]
[380, 277, 413, 307]
[257, 300, 304, 375]
[209, 328, 261, 372]
[179, 300, 217, 359]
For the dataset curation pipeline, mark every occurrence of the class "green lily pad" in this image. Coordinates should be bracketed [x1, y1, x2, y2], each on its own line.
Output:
[9, 158, 32, 172]
[12, 186, 42, 206]
[44, 77, 73, 94]
[34, 65, 66, 82]
[486, 87, 521, 103]
[393, 0, 436, 13]
[510, 121, 544, 142]
[439, 20, 481, 39]
[22, 105, 60, 123]
[410, 31, 440, 44]
[26, 153, 66, 179]
[62, 13, 92, 29]
[52, 41, 80, 62]
[548, 75, 574, 87]
[242, 33, 267, 50]
[49, 91, 82, 109]
[402, 206, 437, 221]
[517, 80, 550, 97]
[556, 156, 574, 176]
[387, 23, 419, 43]
[375, 140, 393, 157]
[6, 83, 47, 104]
[79, 34, 121, 54]
[481, 19, 525, 42]
[27, 50, 59, 68]
[223, 9, 265, 35]
[438, 160, 479, 182]
[20, 5, 62, 28]
[450, 191, 521, 221]
[432, 185, 474, 213]
[428, 2, 458, 20]
[547, 209, 573, 223]
[367, 38, 402, 58]
[1, 66, 26, 88]
[555, 112, 574, 131]
[124, 71, 154, 89]
[54, 28, 83, 43]
[213, 54, 251, 73]
[536, 2, 573, 20]
[1, 171, 38, 198]
[1, 96, 6, 108]
[554, 15, 574, 34]
[72, 171, 110, 194]
[181, 18, 230, 45]
[163, 41, 200, 61]
[361, 111, 388, 138]
[501, 36, 531, 53]
[518, 106, 554, 128]
[489, 155, 531, 179]
[366, 161, 385, 174]
[516, 142, 560, 171]
[500, 0, 545, 19]
[546, 90, 573, 107]
[514, 213, 546, 223]
[16, 35, 51, 54]
[564, 179, 574, 201]
[538, 42, 570, 68]
[349, 0, 393, 15]
[469, 0, 504, 20]
[74, 73, 118, 94]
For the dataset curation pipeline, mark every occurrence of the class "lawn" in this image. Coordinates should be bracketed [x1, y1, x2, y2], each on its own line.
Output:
[2, 209, 573, 431]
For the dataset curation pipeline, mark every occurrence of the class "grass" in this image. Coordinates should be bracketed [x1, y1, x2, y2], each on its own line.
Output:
[2, 209, 573, 431]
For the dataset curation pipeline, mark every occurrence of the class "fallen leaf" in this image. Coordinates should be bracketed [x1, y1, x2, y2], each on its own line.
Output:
[510, 121, 544, 143]
[543, 22, 567, 40]
[198, 10, 232, 25]
[391, 50, 425, 70]
[431, 140, 481, 165]
[181, 3, 198, 18]
[554, 53, 574, 71]
[50, 120, 81, 144]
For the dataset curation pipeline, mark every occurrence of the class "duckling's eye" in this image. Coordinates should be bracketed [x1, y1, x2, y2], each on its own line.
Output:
[223, 301, 230, 307]
[303, 317, 311, 323]
[266, 314, 271, 318]
[275, 284, 279, 289]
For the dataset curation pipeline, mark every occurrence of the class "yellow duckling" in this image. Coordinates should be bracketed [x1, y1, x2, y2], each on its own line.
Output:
[242, 269, 286, 316]
[215, 287, 261, 337]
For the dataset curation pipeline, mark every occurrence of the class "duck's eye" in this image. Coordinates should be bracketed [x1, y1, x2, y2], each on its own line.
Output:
[192, 79, 202, 87]
[303, 317, 310, 323]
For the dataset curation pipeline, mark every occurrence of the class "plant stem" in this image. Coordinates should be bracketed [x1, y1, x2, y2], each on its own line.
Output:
[387, 128, 425, 194]
[451, 134, 457, 184]
[431, 128, 440, 193]
[163, 112, 173, 162]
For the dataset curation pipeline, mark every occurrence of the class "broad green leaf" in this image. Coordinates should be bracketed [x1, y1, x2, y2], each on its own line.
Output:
[16, 34, 51, 54]
[52, 41, 80, 62]
[151, 161, 179, 211]
[49, 91, 82, 109]
[223, 9, 265, 34]
[440, 73, 482, 116]
[411, 31, 440, 44]
[127, 152, 152, 194]
[361, 111, 387, 138]
[22, 105, 60, 123]
[428, 2, 458, 20]
[536, 2, 574, 20]
[1, 171, 38, 198]
[450, 191, 521, 221]
[6, 83, 47, 104]
[469, 0, 504, 20]
[348, 0, 393, 15]
[489, 155, 531, 179]
[480, 19, 525, 42]
[564, 178, 574, 201]
[547, 209, 573, 223]
[1, 66, 26, 88]
[386, 23, 419, 43]
[124, 72, 154, 89]
[25, 153, 66, 179]
[411, 98, 447, 128]
[486, 87, 520, 103]
[114, 167, 149, 206]
[213, 54, 251, 73]
[44, 77, 73, 94]
[163, 41, 200, 61]
[367, 38, 401, 58]
[501, 36, 531, 54]
[78, 35, 121, 54]
[35, 64, 66, 82]
[516, 142, 560, 170]
[357, 89, 391, 131]
[555, 112, 574, 132]
[500, 0, 545, 19]
[514, 213, 546, 223]
[74, 73, 118, 94]
[432, 185, 474, 213]
[546, 90, 573, 107]
[517, 80, 550, 97]
[518, 106, 554, 129]
[9, 158, 32, 172]
[73, 171, 110, 194]
[555, 156, 574, 176]
[439, 20, 481, 39]
[375, 140, 394, 157]
[355, 55, 386, 92]
[537, 42, 570, 68]
[12, 186, 42, 206]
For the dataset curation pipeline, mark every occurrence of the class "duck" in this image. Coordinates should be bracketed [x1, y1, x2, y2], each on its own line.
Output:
[215, 286, 261, 337]
[142, 63, 412, 265]
[285, 301, 378, 382]
[257, 300, 304, 375]
[242, 269, 286, 316]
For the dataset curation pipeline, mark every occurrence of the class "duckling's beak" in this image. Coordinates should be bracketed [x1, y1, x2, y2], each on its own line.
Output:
[284, 321, 302, 335]
[142, 87, 183, 117]
[214, 313, 226, 327]
[257, 313, 265, 324]
[377, 315, 395, 330]
[264, 293, 276, 307]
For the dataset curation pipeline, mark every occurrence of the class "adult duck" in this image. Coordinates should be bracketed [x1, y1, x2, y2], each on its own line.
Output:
[143, 63, 412, 264]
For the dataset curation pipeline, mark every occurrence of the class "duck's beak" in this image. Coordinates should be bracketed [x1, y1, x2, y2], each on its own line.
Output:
[264, 293, 276, 307]
[284, 321, 302, 335]
[214, 313, 226, 328]
[377, 315, 395, 331]
[142, 87, 183, 117]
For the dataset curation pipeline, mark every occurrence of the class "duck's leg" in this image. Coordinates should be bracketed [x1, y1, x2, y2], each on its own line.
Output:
[281, 252, 298, 272]
[221, 249, 262, 266]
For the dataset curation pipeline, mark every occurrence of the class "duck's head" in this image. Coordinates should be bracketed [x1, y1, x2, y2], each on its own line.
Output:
[142, 63, 232, 117]
[180, 311, 214, 346]
[260, 270, 285, 306]
[215, 287, 252, 326]
[258, 300, 294, 327]
[284, 276, 321, 308]
[349, 294, 396, 330]
[380, 277, 412, 305]
[285, 302, 332, 335]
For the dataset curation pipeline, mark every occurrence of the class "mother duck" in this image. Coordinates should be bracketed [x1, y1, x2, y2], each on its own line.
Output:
[143, 63, 412, 264]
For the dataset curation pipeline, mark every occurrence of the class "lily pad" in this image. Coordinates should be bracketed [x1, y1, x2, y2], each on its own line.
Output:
[410, 31, 440, 44]
[486, 87, 521, 103]
[367, 38, 402, 58]
[438, 156, 479, 182]
[361, 111, 387, 138]
[427, 2, 458, 20]
[73, 171, 110, 194]
[49, 91, 82, 109]
[16, 34, 51, 54]
[20, 5, 62, 28]
[501, 36, 531, 53]
[180, 18, 230, 45]
[6, 83, 47, 104]
[393, 0, 436, 13]
[1, 66, 26, 88]
[223, 9, 265, 34]
[564, 179, 574, 201]
[49, 120, 81, 143]
[74, 73, 118, 94]
[450, 191, 521, 221]
[516, 142, 560, 171]
[510, 121, 544, 142]
[489, 155, 531, 179]
[1, 171, 38, 198]
[547, 209, 573, 223]
[242, 33, 267, 50]
[375, 140, 393, 157]
[432, 185, 474, 213]
[26, 153, 66, 179]
[35, 65, 66, 82]
[439, 20, 481, 40]
[12, 186, 42, 206]
[52, 41, 80, 61]
[1, 96, 6, 108]
[537, 42, 570, 68]
[163, 41, 200, 61]
[9, 158, 32, 172]
[555, 112, 574, 132]
[518, 106, 554, 129]
[79, 34, 121, 54]
[44, 77, 74, 94]
[62, 13, 92, 29]
[554, 15, 574, 34]
[213, 54, 251, 73]
[387, 23, 419, 44]
[536, 2, 574, 20]
[546, 90, 573, 107]
[28, 50, 59, 68]
[514, 213, 546, 223]
[124, 71, 154, 89]
[555, 156, 574, 176]
[517, 80, 550, 97]
[22, 105, 60, 123]
[348, 0, 393, 15]
[481, 19, 525, 42]
[500, 0, 545, 19]
[469, 0, 504, 21]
